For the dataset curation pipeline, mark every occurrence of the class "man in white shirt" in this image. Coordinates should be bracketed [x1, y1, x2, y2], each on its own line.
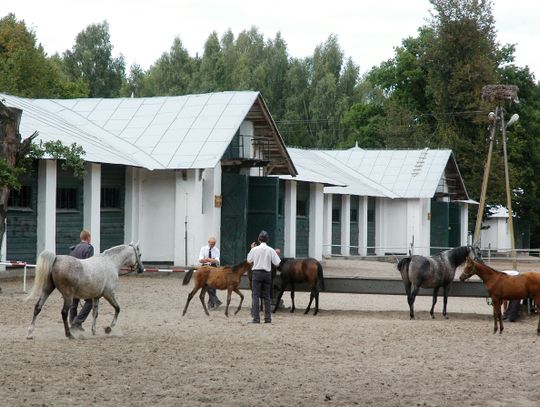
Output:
[247, 230, 281, 324]
[198, 236, 222, 310]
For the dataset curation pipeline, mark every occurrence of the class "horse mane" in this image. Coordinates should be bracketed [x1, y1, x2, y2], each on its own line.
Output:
[231, 260, 249, 272]
[444, 246, 472, 267]
[470, 259, 505, 275]
[102, 244, 128, 256]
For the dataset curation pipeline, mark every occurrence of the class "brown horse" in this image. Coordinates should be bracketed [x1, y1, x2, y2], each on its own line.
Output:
[182, 261, 252, 317]
[273, 258, 325, 315]
[460, 258, 540, 334]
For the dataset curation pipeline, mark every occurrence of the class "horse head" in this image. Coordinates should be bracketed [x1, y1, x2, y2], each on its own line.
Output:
[459, 258, 477, 281]
[129, 242, 145, 274]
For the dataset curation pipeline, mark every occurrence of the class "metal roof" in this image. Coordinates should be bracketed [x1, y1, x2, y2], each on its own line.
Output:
[279, 148, 398, 197]
[2, 91, 296, 174]
[324, 146, 469, 199]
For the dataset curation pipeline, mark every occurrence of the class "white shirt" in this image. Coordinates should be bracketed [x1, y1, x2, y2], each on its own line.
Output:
[198, 245, 220, 265]
[247, 242, 281, 271]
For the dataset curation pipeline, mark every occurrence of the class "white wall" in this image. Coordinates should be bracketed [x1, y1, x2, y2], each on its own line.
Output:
[140, 170, 176, 262]
[481, 217, 511, 251]
[379, 198, 408, 255]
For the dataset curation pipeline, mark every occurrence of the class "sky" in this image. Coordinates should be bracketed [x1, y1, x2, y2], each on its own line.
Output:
[2, 0, 540, 79]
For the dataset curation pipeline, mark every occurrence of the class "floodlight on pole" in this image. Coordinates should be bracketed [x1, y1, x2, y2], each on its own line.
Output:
[506, 113, 519, 128]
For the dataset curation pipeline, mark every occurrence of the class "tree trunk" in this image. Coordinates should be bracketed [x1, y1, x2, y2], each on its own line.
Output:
[0, 102, 38, 265]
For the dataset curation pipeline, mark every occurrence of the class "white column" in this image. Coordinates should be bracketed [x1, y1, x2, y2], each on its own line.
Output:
[83, 163, 101, 254]
[174, 170, 187, 266]
[37, 159, 57, 255]
[323, 193, 333, 256]
[211, 165, 222, 243]
[309, 183, 324, 260]
[124, 167, 142, 245]
[358, 196, 368, 256]
[461, 204, 469, 246]
[284, 180, 297, 257]
[340, 194, 351, 256]
[375, 198, 384, 256]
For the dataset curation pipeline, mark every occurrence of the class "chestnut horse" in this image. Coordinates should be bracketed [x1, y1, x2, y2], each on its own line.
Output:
[182, 261, 252, 317]
[273, 258, 325, 315]
[460, 258, 540, 334]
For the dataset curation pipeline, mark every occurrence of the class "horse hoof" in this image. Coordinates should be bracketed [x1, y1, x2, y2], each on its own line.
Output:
[430, 315, 435, 319]
[104, 326, 112, 334]
[26, 335, 34, 340]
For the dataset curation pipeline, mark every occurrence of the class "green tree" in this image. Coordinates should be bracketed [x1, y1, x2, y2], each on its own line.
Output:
[144, 37, 195, 96]
[0, 14, 87, 98]
[61, 21, 125, 97]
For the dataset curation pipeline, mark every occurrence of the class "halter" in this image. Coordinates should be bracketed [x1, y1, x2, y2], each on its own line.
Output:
[128, 243, 144, 274]
[461, 260, 477, 279]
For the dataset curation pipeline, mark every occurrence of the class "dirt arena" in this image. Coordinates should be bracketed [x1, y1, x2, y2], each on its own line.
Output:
[1, 261, 540, 406]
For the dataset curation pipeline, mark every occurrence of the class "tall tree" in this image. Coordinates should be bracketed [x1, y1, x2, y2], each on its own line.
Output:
[61, 21, 125, 97]
[144, 37, 194, 96]
[0, 14, 87, 98]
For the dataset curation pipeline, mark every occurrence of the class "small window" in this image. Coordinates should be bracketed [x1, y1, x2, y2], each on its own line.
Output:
[57, 188, 77, 210]
[8, 186, 32, 208]
[101, 187, 121, 209]
[296, 200, 307, 217]
[332, 209, 340, 222]
[350, 209, 358, 222]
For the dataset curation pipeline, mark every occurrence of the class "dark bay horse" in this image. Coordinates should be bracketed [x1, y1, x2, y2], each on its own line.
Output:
[273, 258, 325, 315]
[25, 243, 144, 339]
[397, 246, 474, 319]
[460, 258, 540, 334]
[182, 261, 252, 317]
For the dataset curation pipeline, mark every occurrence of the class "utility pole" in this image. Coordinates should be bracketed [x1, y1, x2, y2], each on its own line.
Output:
[474, 85, 519, 269]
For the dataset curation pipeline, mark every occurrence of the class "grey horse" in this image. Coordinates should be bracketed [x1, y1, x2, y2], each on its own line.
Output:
[25, 243, 144, 339]
[397, 246, 475, 319]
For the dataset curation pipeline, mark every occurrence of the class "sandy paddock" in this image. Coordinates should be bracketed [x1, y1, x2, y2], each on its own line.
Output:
[1, 269, 540, 406]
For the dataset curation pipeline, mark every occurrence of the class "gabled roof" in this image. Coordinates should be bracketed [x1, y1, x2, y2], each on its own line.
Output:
[280, 148, 399, 198]
[1, 91, 296, 174]
[323, 145, 470, 200]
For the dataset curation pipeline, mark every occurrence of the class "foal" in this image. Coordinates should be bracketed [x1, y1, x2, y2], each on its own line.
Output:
[182, 261, 252, 317]
[460, 258, 540, 334]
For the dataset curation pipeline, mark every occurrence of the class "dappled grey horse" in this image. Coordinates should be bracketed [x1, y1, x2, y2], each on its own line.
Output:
[25, 243, 144, 339]
[397, 246, 475, 319]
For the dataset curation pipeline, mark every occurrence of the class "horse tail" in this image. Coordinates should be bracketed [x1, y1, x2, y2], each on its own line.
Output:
[397, 256, 412, 274]
[25, 251, 56, 301]
[182, 269, 195, 286]
[317, 261, 325, 291]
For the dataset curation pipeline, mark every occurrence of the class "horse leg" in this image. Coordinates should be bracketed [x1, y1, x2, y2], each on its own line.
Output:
[491, 299, 504, 334]
[290, 283, 296, 313]
[408, 284, 420, 319]
[26, 284, 55, 340]
[102, 293, 120, 334]
[442, 284, 450, 319]
[305, 285, 316, 315]
[273, 286, 285, 313]
[233, 287, 244, 315]
[61, 296, 75, 339]
[314, 289, 320, 316]
[91, 298, 100, 335]
[182, 287, 199, 316]
[225, 288, 232, 317]
[199, 288, 210, 316]
[429, 287, 439, 319]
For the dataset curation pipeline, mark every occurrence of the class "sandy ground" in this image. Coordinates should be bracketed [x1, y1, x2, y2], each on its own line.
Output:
[1, 261, 540, 406]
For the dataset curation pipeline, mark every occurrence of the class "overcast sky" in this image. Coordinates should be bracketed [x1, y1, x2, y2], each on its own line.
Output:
[2, 0, 539, 79]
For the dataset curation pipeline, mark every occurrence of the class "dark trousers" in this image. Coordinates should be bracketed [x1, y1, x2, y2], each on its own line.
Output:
[70, 298, 94, 325]
[207, 288, 221, 307]
[251, 270, 272, 322]
[504, 299, 522, 322]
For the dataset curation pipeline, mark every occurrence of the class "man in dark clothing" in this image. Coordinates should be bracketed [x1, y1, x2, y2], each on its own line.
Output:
[69, 229, 95, 331]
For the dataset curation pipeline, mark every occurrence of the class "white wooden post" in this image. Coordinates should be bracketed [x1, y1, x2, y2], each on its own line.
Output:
[284, 180, 297, 257]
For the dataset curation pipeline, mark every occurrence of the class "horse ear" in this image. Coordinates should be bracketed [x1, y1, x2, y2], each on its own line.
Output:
[135, 240, 139, 247]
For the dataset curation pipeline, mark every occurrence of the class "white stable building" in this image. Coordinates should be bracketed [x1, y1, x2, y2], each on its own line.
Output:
[2, 91, 473, 265]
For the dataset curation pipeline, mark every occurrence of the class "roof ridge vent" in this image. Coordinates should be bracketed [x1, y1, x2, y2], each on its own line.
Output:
[411, 148, 429, 177]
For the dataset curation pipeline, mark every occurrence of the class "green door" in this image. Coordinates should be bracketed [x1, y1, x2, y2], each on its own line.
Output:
[247, 177, 280, 250]
[448, 202, 461, 248]
[220, 172, 249, 265]
[430, 199, 449, 255]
